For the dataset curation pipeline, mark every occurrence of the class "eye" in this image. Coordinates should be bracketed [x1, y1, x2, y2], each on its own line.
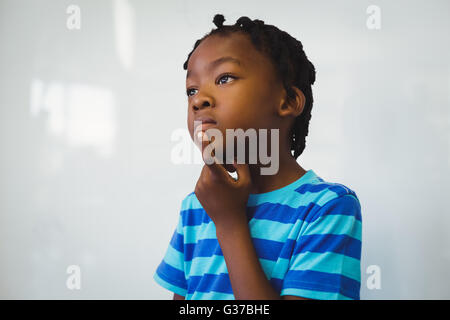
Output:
[186, 88, 197, 97]
[186, 74, 238, 97]
[217, 73, 237, 85]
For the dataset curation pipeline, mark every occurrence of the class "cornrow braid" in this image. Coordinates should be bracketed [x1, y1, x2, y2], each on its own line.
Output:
[183, 14, 316, 160]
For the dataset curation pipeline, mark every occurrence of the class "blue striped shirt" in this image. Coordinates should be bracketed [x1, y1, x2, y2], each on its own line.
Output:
[153, 169, 362, 300]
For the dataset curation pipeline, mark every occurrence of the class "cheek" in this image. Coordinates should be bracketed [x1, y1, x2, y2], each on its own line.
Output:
[187, 114, 194, 140]
[218, 104, 254, 128]
[222, 108, 269, 131]
[231, 97, 273, 129]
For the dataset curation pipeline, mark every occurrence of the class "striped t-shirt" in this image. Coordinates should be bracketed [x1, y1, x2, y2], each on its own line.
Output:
[153, 169, 362, 300]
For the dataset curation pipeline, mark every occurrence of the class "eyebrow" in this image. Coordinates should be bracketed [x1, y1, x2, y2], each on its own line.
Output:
[186, 56, 242, 80]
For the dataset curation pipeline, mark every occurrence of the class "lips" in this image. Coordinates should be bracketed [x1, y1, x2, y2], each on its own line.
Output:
[194, 117, 217, 134]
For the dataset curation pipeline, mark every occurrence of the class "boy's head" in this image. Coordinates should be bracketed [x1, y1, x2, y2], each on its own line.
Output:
[184, 14, 316, 164]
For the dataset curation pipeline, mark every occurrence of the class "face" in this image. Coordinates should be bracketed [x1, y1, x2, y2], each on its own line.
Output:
[186, 32, 286, 167]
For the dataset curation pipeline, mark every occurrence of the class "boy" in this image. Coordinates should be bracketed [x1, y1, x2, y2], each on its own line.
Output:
[153, 14, 362, 300]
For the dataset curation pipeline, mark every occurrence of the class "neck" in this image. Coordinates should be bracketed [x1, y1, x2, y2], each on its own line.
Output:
[247, 150, 307, 194]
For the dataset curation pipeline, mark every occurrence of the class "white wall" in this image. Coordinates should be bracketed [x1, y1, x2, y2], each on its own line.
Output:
[0, 0, 449, 299]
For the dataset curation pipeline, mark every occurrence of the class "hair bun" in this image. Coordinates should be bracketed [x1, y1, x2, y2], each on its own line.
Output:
[235, 16, 252, 29]
[253, 19, 265, 27]
[213, 14, 225, 28]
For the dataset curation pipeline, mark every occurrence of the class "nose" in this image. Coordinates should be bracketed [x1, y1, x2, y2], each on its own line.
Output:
[192, 93, 214, 111]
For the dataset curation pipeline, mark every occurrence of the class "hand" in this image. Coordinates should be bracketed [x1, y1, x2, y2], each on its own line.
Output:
[194, 132, 252, 230]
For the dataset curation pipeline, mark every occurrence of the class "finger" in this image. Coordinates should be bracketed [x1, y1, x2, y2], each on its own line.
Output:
[195, 130, 216, 164]
[211, 158, 236, 183]
[232, 160, 252, 187]
[200, 150, 236, 185]
[195, 130, 209, 151]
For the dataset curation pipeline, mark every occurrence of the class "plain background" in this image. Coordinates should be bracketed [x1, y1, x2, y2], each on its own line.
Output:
[0, 0, 449, 299]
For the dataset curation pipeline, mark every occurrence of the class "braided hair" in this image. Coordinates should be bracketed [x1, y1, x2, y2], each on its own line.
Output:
[183, 14, 316, 160]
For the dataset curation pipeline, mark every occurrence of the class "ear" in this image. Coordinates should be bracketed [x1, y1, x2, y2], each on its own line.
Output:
[278, 86, 305, 118]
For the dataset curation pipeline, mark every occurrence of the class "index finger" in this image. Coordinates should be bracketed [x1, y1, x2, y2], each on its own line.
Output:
[206, 156, 237, 184]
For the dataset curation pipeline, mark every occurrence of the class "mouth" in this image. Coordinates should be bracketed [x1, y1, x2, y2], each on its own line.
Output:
[194, 118, 217, 134]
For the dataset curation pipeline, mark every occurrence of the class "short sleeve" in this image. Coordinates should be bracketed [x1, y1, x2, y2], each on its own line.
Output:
[281, 194, 362, 300]
[153, 209, 188, 297]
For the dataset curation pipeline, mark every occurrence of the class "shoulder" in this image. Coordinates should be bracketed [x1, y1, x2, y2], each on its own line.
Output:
[180, 191, 200, 211]
[178, 191, 209, 227]
[295, 172, 362, 223]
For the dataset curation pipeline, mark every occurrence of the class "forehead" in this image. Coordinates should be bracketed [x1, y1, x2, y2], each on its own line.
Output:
[186, 32, 275, 80]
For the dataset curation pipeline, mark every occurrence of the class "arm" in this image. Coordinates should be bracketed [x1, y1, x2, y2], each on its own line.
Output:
[193, 156, 310, 300]
[173, 293, 185, 300]
[169, 218, 310, 300]
[153, 203, 189, 299]
[216, 219, 310, 300]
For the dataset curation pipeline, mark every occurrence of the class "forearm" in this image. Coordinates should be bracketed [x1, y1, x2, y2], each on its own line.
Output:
[216, 218, 281, 300]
